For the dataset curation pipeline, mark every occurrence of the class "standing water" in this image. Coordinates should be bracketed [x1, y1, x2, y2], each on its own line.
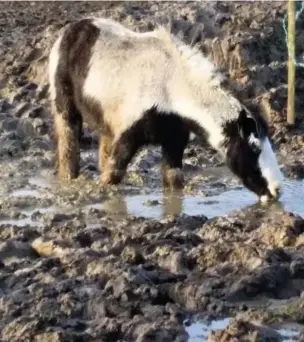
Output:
[185, 317, 300, 342]
[2, 170, 304, 228]
[95, 178, 304, 220]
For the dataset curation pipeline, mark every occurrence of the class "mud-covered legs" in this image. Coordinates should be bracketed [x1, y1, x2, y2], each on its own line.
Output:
[54, 107, 190, 189]
[99, 126, 189, 188]
[99, 132, 139, 185]
[53, 108, 82, 180]
[98, 134, 113, 174]
[161, 130, 189, 189]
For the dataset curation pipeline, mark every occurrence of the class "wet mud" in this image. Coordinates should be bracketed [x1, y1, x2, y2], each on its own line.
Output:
[1, 1, 304, 341]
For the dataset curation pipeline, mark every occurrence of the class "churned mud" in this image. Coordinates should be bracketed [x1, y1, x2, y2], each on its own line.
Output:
[1, 1, 304, 341]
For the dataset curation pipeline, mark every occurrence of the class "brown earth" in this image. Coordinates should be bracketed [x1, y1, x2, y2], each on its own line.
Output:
[1, 1, 304, 341]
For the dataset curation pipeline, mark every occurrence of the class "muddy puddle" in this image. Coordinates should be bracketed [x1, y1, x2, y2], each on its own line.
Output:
[186, 317, 300, 342]
[0, 217, 38, 227]
[186, 317, 231, 342]
[88, 177, 304, 220]
[2, 167, 304, 228]
[10, 189, 42, 198]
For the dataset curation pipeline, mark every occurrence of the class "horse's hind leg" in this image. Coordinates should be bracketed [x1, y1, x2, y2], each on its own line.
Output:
[161, 126, 189, 189]
[53, 102, 82, 180]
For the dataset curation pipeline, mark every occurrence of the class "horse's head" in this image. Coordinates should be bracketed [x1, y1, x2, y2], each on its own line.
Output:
[223, 108, 283, 203]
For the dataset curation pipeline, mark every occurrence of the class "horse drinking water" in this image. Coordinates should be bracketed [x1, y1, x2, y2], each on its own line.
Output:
[48, 17, 283, 203]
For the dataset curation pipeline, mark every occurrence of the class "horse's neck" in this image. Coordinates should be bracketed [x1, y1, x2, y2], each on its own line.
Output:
[158, 33, 228, 151]
[170, 94, 225, 151]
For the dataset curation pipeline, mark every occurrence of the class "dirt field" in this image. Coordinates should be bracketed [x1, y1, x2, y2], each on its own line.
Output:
[1, 1, 304, 341]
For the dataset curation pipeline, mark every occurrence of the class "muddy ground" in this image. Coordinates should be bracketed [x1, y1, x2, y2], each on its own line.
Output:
[1, 1, 304, 341]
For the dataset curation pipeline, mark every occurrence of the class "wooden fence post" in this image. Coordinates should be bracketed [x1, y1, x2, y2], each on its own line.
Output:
[287, 0, 296, 126]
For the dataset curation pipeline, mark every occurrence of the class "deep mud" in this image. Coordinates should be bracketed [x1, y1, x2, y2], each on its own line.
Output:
[1, 1, 304, 341]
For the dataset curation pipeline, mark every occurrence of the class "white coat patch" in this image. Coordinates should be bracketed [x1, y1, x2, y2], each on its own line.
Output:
[258, 137, 283, 198]
[48, 33, 63, 103]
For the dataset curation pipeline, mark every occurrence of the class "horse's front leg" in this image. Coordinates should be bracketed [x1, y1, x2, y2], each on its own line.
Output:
[100, 131, 139, 185]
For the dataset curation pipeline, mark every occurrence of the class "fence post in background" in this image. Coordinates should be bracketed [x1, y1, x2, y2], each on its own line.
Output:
[287, 0, 296, 126]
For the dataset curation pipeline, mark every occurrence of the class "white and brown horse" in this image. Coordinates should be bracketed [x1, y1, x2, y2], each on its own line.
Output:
[48, 17, 283, 203]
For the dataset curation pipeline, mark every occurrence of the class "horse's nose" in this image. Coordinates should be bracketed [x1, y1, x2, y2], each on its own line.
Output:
[260, 183, 282, 204]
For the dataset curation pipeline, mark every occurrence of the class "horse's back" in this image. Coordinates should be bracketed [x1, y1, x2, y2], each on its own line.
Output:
[81, 19, 177, 131]
[50, 17, 180, 135]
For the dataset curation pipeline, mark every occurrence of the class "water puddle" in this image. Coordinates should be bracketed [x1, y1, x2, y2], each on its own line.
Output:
[3, 171, 304, 225]
[10, 188, 41, 198]
[186, 318, 300, 342]
[9, 175, 54, 199]
[28, 176, 53, 189]
[277, 328, 301, 340]
[0, 217, 38, 227]
[0, 207, 58, 228]
[186, 318, 230, 342]
[24, 207, 57, 217]
[87, 179, 304, 220]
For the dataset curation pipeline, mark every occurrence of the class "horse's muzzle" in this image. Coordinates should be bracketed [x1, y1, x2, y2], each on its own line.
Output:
[259, 183, 282, 204]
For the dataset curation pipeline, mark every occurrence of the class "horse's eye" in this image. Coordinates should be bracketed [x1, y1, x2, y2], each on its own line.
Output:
[249, 141, 260, 153]
[248, 133, 261, 153]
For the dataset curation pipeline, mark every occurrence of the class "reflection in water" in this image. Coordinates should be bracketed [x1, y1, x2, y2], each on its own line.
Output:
[8, 173, 304, 224]
[162, 190, 183, 217]
[280, 179, 304, 216]
[186, 318, 231, 342]
[95, 179, 304, 220]
[185, 318, 299, 342]
[100, 191, 185, 219]
[102, 195, 128, 216]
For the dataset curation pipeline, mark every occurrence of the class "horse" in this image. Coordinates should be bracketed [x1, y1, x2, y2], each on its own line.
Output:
[48, 17, 283, 203]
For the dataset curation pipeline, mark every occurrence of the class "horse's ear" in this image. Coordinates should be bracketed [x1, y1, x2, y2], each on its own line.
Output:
[238, 109, 259, 139]
[238, 109, 247, 123]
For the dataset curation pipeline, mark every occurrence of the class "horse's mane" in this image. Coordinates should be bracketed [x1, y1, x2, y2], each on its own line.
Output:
[153, 25, 226, 90]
